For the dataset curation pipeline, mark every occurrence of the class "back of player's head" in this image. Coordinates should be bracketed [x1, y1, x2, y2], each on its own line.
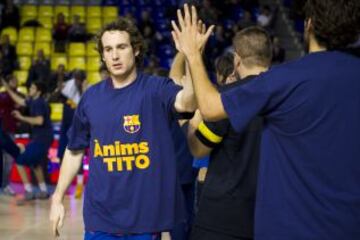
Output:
[95, 17, 145, 67]
[233, 26, 272, 68]
[304, 0, 360, 50]
[215, 52, 235, 85]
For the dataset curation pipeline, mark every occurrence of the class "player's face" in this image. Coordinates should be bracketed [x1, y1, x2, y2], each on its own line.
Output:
[28, 84, 39, 98]
[101, 30, 139, 80]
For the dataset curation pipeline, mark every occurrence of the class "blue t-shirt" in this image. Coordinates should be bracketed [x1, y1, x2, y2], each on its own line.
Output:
[221, 51, 360, 240]
[26, 97, 53, 145]
[67, 73, 186, 234]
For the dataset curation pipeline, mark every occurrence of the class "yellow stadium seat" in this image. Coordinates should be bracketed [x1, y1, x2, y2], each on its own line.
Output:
[18, 56, 32, 70]
[70, 6, 86, 20]
[54, 6, 70, 20]
[14, 71, 29, 86]
[86, 42, 99, 57]
[102, 6, 118, 18]
[51, 55, 68, 71]
[103, 16, 117, 26]
[86, 17, 102, 34]
[18, 27, 35, 42]
[34, 42, 51, 57]
[38, 5, 54, 18]
[1, 27, 18, 44]
[17, 86, 28, 95]
[21, 5, 38, 18]
[50, 103, 64, 122]
[69, 57, 86, 70]
[37, 17, 53, 29]
[68, 42, 85, 57]
[16, 42, 33, 56]
[35, 28, 52, 42]
[87, 6, 101, 18]
[87, 71, 101, 85]
[20, 16, 35, 26]
[87, 56, 101, 71]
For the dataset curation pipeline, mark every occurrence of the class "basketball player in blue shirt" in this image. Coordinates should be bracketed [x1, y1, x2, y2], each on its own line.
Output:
[50, 17, 210, 240]
[172, 2, 360, 240]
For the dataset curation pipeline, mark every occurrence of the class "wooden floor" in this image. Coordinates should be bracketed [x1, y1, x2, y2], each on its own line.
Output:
[0, 186, 84, 240]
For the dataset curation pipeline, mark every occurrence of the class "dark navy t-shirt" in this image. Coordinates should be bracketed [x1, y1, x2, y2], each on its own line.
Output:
[26, 97, 53, 145]
[67, 73, 186, 234]
[221, 51, 360, 240]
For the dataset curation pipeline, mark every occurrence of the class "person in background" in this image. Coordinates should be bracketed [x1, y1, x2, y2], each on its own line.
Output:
[1, 80, 53, 205]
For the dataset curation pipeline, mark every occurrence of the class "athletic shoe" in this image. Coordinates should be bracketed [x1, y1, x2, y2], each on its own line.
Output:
[3, 186, 16, 196]
[35, 190, 50, 200]
[16, 191, 35, 205]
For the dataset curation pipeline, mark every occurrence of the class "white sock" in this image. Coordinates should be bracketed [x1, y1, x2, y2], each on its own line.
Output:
[77, 174, 84, 185]
[38, 183, 47, 192]
[24, 183, 33, 192]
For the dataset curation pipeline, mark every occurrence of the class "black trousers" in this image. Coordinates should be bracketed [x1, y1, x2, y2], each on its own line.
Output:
[190, 225, 253, 240]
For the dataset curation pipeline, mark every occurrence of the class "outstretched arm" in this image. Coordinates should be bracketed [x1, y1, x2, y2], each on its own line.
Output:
[171, 4, 227, 121]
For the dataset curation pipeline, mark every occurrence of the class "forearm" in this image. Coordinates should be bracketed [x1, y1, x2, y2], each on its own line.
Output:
[169, 52, 185, 85]
[6, 87, 26, 106]
[186, 53, 227, 121]
[19, 116, 43, 126]
[53, 148, 84, 202]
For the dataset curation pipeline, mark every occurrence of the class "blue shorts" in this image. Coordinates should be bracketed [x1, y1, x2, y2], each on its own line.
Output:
[84, 232, 160, 240]
[16, 141, 49, 167]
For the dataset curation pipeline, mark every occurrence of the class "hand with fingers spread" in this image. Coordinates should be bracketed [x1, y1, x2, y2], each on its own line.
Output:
[49, 196, 66, 237]
[171, 4, 215, 57]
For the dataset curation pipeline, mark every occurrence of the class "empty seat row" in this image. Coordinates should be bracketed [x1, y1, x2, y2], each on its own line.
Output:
[21, 5, 118, 19]
[15, 42, 99, 57]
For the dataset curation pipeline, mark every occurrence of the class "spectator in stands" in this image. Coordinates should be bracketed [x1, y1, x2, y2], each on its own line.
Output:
[1, 80, 53, 205]
[53, 13, 70, 52]
[0, 0, 20, 30]
[199, 0, 218, 25]
[272, 36, 285, 64]
[0, 34, 17, 77]
[68, 15, 88, 42]
[257, 5, 273, 29]
[48, 64, 70, 97]
[26, 49, 51, 89]
[238, 10, 255, 29]
[138, 10, 155, 37]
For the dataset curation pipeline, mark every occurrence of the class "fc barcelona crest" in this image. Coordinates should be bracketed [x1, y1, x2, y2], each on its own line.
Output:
[123, 115, 141, 134]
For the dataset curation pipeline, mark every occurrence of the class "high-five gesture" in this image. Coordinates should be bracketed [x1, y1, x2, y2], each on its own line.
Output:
[171, 4, 214, 57]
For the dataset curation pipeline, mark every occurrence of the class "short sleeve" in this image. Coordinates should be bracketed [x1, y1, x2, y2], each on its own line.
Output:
[221, 75, 271, 133]
[156, 77, 189, 118]
[195, 120, 229, 148]
[66, 95, 90, 150]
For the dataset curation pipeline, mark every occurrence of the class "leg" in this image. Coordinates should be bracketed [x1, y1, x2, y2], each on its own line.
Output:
[33, 165, 49, 199]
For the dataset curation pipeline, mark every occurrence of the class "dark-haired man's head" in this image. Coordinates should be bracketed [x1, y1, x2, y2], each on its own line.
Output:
[304, 0, 360, 52]
[215, 53, 236, 86]
[95, 17, 145, 81]
[29, 81, 46, 98]
[233, 26, 272, 78]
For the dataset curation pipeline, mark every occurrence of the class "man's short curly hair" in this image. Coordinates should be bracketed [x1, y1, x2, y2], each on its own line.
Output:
[304, 0, 360, 50]
[95, 17, 146, 67]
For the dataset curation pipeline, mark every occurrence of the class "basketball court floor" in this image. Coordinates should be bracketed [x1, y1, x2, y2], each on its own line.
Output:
[0, 185, 83, 239]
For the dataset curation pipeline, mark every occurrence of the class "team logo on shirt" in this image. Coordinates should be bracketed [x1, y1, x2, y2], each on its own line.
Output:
[123, 115, 141, 134]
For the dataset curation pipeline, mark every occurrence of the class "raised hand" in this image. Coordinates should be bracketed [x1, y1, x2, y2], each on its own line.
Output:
[171, 4, 214, 57]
